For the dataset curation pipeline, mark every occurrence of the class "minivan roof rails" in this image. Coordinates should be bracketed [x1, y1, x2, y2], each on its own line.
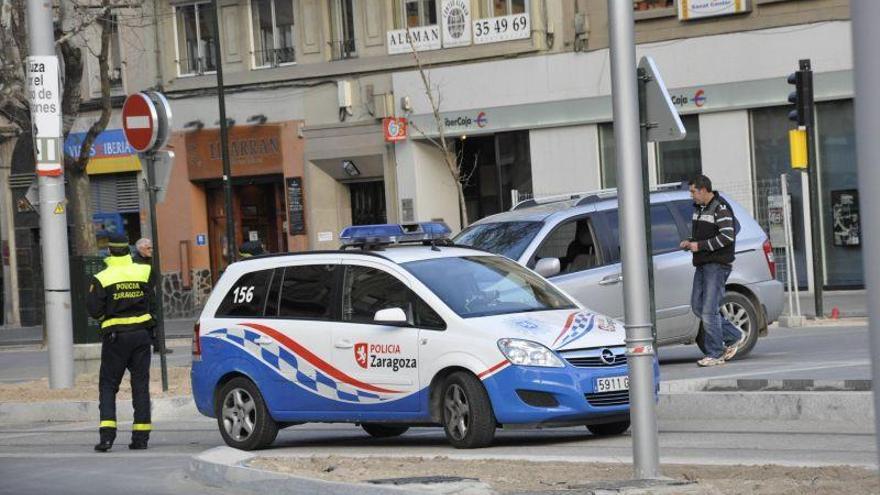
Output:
[510, 181, 688, 211]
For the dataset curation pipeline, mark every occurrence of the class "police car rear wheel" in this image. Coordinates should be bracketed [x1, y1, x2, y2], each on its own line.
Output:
[441, 372, 496, 449]
[361, 424, 410, 438]
[216, 377, 278, 451]
[587, 420, 630, 436]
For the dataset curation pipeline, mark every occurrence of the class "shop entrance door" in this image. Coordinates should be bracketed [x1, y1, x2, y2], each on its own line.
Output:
[350, 180, 386, 225]
[206, 178, 287, 280]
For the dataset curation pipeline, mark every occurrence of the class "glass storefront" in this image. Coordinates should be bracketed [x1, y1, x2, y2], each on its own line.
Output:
[816, 99, 862, 288]
[657, 114, 702, 184]
[750, 106, 809, 289]
[459, 131, 532, 224]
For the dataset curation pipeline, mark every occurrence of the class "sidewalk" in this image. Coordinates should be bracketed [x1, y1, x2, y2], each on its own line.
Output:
[793, 289, 867, 318]
[0, 318, 196, 347]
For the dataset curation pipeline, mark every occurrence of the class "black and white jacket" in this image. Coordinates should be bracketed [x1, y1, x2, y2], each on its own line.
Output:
[690, 193, 736, 266]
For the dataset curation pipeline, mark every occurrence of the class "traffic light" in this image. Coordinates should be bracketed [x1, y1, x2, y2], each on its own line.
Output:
[787, 59, 813, 127]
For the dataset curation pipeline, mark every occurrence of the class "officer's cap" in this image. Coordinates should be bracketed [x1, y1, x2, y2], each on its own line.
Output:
[108, 232, 129, 249]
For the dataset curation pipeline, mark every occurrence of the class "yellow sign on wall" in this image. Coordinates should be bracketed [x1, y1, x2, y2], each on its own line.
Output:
[789, 129, 807, 169]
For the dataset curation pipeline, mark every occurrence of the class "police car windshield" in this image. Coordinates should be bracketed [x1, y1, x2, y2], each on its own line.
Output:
[403, 256, 577, 318]
[453, 221, 542, 260]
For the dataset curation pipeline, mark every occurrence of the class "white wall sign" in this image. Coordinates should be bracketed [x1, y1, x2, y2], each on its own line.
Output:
[473, 13, 530, 45]
[441, 0, 472, 48]
[387, 25, 442, 55]
[318, 231, 334, 242]
[27, 56, 63, 176]
[678, 0, 751, 21]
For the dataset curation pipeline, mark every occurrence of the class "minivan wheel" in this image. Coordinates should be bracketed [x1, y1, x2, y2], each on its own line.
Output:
[441, 372, 496, 449]
[587, 420, 630, 436]
[215, 377, 278, 451]
[362, 424, 410, 438]
[696, 291, 760, 360]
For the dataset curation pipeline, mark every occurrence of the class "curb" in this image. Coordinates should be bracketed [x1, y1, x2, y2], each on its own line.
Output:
[0, 396, 198, 424]
[188, 447, 495, 495]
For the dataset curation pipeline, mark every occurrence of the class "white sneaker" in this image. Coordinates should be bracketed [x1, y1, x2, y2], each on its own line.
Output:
[697, 356, 725, 367]
[722, 331, 747, 361]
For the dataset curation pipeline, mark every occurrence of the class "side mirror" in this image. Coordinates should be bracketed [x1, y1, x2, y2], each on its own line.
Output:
[374, 307, 409, 325]
[535, 258, 561, 278]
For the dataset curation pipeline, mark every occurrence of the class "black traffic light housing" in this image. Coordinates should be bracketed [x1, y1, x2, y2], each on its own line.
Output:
[787, 59, 814, 126]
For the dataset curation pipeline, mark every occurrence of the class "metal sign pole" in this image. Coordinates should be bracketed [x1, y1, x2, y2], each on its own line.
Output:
[26, 0, 75, 389]
[851, 0, 880, 465]
[607, 0, 660, 479]
[144, 151, 169, 392]
[211, 0, 236, 268]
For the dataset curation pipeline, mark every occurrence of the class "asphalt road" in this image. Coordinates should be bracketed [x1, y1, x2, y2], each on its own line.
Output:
[0, 323, 871, 384]
[0, 416, 874, 495]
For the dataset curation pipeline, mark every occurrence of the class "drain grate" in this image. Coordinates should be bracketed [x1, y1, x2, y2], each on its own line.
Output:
[367, 475, 479, 486]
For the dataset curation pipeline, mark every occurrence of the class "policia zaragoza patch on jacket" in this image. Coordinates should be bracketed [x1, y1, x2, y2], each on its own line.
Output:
[86, 232, 157, 452]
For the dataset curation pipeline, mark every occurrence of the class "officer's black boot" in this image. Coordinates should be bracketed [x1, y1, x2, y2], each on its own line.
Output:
[94, 427, 116, 452]
[129, 430, 149, 450]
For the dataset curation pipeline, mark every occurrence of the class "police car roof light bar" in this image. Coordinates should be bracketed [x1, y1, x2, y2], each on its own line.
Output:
[340, 222, 452, 250]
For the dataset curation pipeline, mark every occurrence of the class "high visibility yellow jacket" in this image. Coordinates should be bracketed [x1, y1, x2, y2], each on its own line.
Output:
[87, 254, 156, 332]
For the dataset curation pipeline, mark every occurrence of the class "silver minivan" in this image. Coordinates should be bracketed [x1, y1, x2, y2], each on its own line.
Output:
[454, 185, 784, 359]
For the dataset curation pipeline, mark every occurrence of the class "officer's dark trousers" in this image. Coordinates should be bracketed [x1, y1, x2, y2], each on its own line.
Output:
[98, 328, 152, 443]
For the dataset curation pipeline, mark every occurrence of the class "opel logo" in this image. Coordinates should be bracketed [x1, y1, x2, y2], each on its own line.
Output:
[599, 348, 616, 365]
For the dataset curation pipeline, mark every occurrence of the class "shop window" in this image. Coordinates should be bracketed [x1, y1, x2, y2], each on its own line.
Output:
[330, 0, 356, 59]
[278, 264, 338, 319]
[599, 123, 617, 189]
[488, 0, 527, 16]
[459, 131, 533, 224]
[750, 106, 809, 289]
[251, 0, 296, 68]
[174, 2, 217, 75]
[401, 0, 437, 27]
[216, 269, 273, 317]
[816, 99, 861, 288]
[634, 0, 676, 20]
[657, 114, 701, 184]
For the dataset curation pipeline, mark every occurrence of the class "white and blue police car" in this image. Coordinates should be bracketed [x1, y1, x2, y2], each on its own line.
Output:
[191, 222, 658, 450]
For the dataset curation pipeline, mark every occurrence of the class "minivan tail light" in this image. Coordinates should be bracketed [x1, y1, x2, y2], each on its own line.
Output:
[763, 239, 776, 279]
[192, 322, 202, 360]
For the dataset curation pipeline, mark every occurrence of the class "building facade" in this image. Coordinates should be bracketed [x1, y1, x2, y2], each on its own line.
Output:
[1, 0, 857, 327]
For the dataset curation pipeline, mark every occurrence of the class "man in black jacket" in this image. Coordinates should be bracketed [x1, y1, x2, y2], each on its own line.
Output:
[87, 232, 156, 451]
[679, 175, 745, 367]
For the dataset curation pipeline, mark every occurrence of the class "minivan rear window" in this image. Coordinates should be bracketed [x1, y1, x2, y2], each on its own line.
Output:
[454, 221, 543, 260]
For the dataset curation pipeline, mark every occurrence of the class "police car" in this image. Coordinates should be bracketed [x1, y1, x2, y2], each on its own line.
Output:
[191, 222, 657, 450]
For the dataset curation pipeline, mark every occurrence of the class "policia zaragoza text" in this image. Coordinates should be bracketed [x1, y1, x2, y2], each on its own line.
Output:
[87, 232, 157, 452]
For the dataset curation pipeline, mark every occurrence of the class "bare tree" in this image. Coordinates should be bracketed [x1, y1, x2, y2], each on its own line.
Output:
[403, 27, 472, 229]
[0, 0, 149, 257]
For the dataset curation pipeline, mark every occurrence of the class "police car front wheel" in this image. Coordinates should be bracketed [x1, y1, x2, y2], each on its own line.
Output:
[441, 372, 496, 449]
[215, 377, 278, 450]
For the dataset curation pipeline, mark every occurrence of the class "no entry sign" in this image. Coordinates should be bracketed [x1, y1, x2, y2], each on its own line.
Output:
[122, 92, 172, 153]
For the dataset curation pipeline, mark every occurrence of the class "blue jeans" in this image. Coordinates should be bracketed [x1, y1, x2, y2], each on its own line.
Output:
[692, 264, 743, 359]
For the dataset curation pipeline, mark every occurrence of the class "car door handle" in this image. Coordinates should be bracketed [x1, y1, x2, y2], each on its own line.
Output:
[255, 337, 273, 345]
[335, 339, 354, 349]
[599, 274, 623, 286]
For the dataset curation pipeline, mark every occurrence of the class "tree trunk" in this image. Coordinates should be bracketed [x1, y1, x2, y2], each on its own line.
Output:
[457, 181, 468, 230]
[67, 166, 97, 256]
[0, 136, 21, 326]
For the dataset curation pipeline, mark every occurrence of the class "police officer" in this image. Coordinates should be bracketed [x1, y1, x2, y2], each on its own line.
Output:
[87, 232, 156, 452]
[237, 240, 265, 258]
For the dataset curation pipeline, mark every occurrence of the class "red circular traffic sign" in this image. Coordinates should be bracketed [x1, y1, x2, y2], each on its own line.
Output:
[122, 93, 159, 152]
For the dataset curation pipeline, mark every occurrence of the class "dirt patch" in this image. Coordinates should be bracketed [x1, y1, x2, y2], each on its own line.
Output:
[0, 366, 191, 402]
[251, 456, 879, 494]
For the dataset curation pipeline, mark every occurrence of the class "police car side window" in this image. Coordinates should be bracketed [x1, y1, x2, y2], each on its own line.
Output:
[277, 265, 337, 319]
[216, 269, 273, 317]
[342, 266, 411, 324]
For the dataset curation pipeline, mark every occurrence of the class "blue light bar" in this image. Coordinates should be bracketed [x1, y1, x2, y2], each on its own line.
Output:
[339, 222, 451, 247]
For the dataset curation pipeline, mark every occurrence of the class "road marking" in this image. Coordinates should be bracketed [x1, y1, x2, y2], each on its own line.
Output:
[679, 360, 872, 381]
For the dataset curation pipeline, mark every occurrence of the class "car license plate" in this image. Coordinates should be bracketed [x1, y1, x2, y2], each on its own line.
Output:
[595, 376, 629, 393]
